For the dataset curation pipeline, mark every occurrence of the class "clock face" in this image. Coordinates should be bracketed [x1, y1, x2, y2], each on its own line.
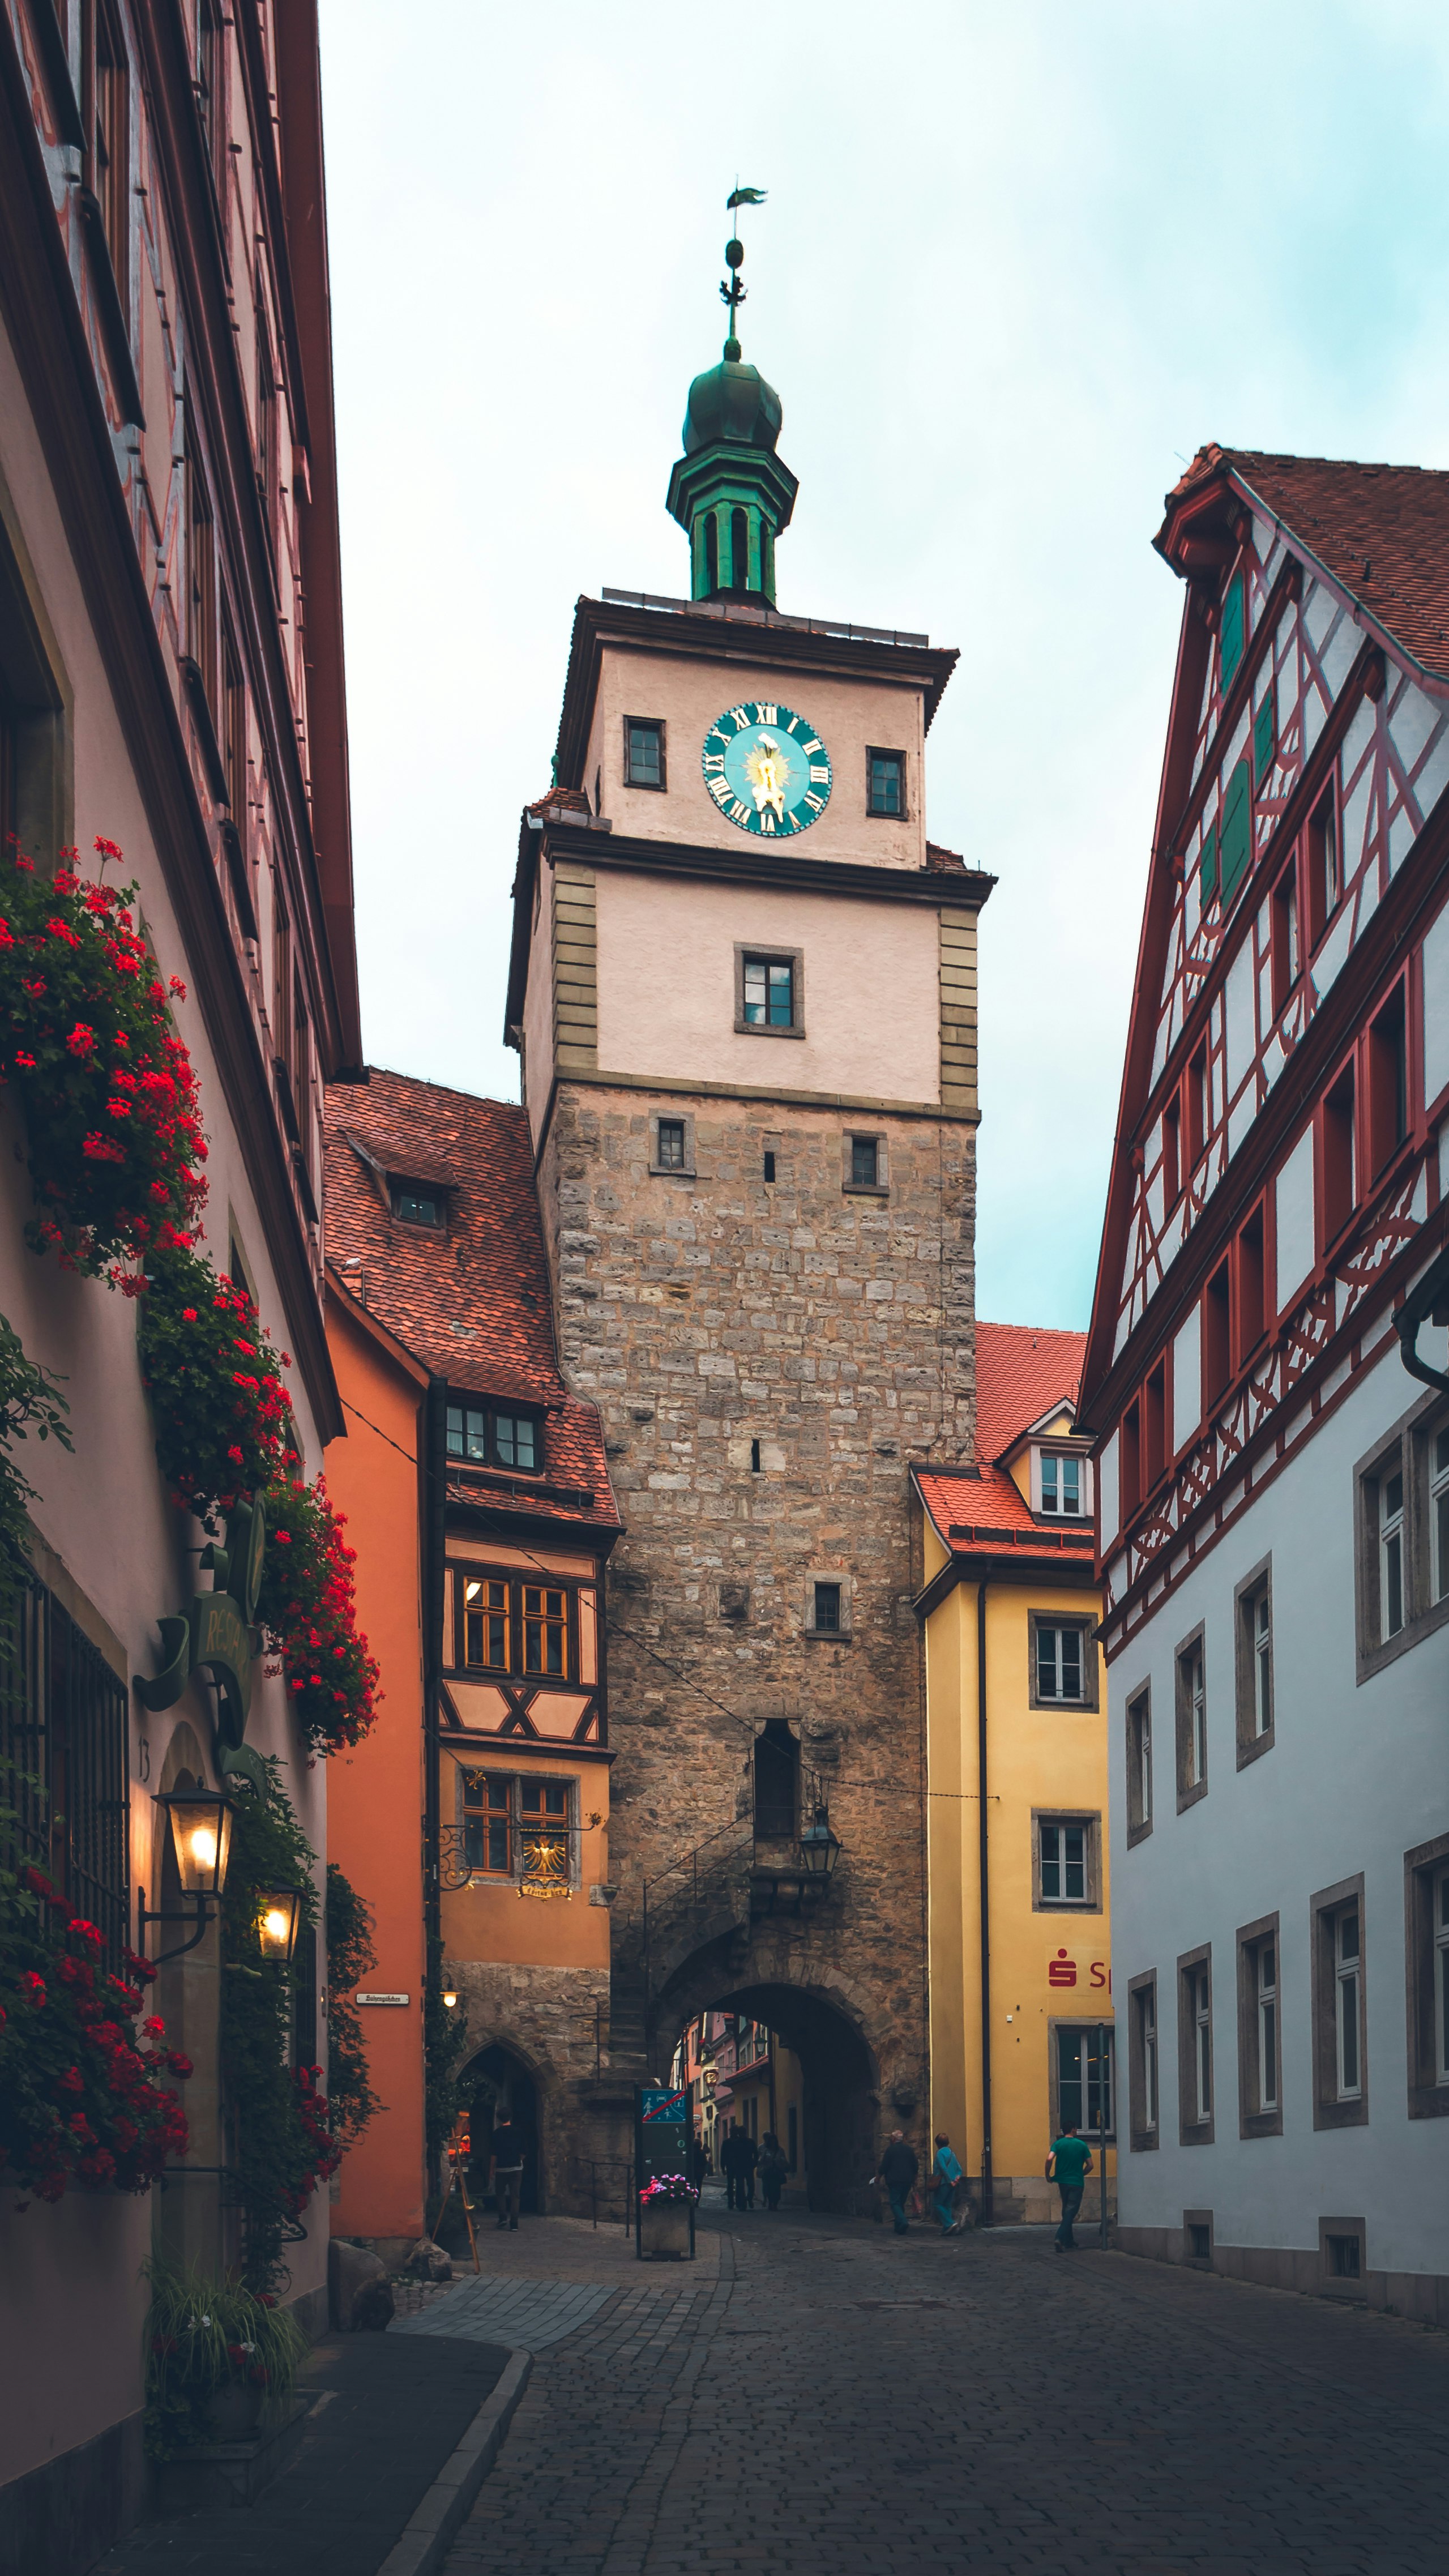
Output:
[701, 700, 832, 837]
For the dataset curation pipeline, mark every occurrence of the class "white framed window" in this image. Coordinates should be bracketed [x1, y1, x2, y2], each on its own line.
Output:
[1140, 1985, 1157, 2133]
[1379, 1467, 1405, 1639]
[1335, 1907, 1362, 2100]
[1251, 1593, 1271, 1736]
[1056, 2025, 1113, 2139]
[1034, 1622, 1088, 1705]
[1431, 1428, 1449, 1606]
[1177, 1638, 1207, 1795]
[1039, 1818, 1088, 1904]
[1127, 1686, 1152, 1839]
[1256, 1940, 1278, 2113]
[1193, 1964, 1212, 2122]
[1039, 1451, 1085, 1517]
[1436, 1868, 1449, 2086]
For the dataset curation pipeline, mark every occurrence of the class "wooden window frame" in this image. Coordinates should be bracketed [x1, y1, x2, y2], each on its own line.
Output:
[1027, 1611, 1098, 1712]
[1310, 1873, 1368, 2131]
[1173, 1623, 1208, 1813]
[450, 1564, 580, 1686]
[1161, 1093, 1181, 1212]
[1185, 1042, 1208, 1172]
[1319, 1056, 1357, 1252]
[1031, 1810, 1102, 1913]
[865, 745, 907, 820]
[1234, 1201, 1266, 1368]
[1125, 1682, 1153, 1847]
[1143, 1357, 1168, 1494]
[1306, 784, 1341, 952]
[1127, 1969, 1159, 2151]
[1177, 1942, 1215, 2145]
[1202, 1259, 1230, 1414]
[446, 1402, 546, 1478]
[1236, 1911, 1283, 2138]
[1367, 978, 1409, 1183]
[623, 715, 667, 793]
[458, 1765, 579, 1890]
[1233, 1554, 1275, 1769]
[1270, 852, 1300, 1020]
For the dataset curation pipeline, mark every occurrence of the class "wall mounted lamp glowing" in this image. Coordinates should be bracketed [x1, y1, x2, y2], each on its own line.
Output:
[256, 1887, 304, 1967]
[441, 1984, 459, 2009]
[136, 1785, 234, 1964]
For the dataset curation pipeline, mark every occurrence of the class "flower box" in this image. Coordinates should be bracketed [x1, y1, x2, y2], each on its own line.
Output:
[639, 2198, 692, 2259]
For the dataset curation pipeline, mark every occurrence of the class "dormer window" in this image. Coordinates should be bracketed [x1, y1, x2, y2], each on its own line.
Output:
[1038, 1450, 1088, 1517]
[446, 1402, 541, 1473]
[393, 1185, 445, 1229]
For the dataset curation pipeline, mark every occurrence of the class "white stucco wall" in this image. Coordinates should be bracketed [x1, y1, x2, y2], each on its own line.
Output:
[1108, 1339, 1449, 2280]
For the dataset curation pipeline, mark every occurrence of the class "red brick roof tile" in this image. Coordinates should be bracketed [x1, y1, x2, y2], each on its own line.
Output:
[916, 1321, 1087, 1560]
[324, 1069, 619, 1532]
[1165, 446, 1449, 683]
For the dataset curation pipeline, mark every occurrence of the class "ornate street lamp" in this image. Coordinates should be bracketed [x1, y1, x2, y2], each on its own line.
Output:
[137, 1785, 234, 1962]
[800, 1803, 841, 1883]
[255, 1887, 304, 1967]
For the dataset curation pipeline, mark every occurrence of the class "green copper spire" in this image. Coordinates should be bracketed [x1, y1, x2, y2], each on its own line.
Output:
[665, 190, 797, 606]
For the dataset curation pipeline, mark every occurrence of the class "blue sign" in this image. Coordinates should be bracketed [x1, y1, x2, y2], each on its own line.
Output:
[640, 2087, 687, 2125]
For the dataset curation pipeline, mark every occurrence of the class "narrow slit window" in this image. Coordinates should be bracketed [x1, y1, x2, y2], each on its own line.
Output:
[1139, 1985, 1157, 2132]
[1379, 1468, 1405, 1640]
[1256, 1941, 1278, 2111]
[812, 1580, 842, 1634]
[1335, 1908, 1362, 2099]
[1431, 1426, 1449, 1604]
[763, 1150, 776, 1183]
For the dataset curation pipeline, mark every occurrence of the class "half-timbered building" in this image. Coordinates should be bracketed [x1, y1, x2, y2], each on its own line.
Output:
[1081, 447, 1449, 2317]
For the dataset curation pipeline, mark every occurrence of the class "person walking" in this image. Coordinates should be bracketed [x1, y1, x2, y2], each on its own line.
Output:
[720, 2121, 758, 2211]
[489, 2111, 524, 2231]
[873, 2130, 919, 2235]
[930, 2132, 965, 2235]
[758, 2131, 789, 2211]
[1046, 2118, 1093, 2252]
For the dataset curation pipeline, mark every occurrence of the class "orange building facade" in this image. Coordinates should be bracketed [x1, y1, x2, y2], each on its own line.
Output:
[323, 1071, 621, 2250]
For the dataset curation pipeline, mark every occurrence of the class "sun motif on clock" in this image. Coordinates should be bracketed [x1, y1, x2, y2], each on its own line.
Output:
[701, 701, 832, 836]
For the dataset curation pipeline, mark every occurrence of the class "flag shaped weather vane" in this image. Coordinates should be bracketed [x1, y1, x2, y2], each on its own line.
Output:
[720, 183, 767, 362]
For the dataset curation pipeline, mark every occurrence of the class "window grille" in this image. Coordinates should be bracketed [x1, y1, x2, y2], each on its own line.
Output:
[0, 1568, 130, 1970]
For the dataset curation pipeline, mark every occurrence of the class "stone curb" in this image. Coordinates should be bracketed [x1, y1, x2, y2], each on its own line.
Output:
[374, 2348, 532, 2576]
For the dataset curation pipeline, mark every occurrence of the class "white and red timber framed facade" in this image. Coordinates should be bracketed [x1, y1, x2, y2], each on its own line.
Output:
[1081, 445, 1449, 2317]
[0, 5, 360, 2562]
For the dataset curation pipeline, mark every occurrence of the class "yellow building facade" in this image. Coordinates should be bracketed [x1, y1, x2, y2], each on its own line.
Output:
[916, 1325, 1114, 2226]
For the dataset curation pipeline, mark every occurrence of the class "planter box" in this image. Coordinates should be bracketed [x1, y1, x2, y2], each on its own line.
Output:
[639, 2199, 693, 2260]
[154, 2395, 310, 2514]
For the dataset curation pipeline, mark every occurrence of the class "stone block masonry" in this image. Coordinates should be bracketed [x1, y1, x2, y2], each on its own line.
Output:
[537, 1081, 979, 2193]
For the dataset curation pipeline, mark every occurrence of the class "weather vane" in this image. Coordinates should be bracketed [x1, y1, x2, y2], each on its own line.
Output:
[720, 183, 766, 362]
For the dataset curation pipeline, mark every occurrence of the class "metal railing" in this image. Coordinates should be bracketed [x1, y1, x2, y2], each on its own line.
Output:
[0, 1566, 130, 1971]
[567, 2155, 634, 2231]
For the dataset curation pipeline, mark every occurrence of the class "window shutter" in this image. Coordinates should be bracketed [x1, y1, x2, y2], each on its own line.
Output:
[1219, 574, 1246, 693]
[1220, 757, 1252, 902]
[1199, 819, 1219, 903]
[1253, 683, 1276, 784]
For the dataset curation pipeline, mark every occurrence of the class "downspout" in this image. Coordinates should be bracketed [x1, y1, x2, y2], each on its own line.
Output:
[421, 1375, 448, 2198]
[977, 1576, 994, 2227]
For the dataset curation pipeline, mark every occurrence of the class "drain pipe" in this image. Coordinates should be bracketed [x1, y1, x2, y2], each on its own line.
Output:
[977, 1577, 994, 2227]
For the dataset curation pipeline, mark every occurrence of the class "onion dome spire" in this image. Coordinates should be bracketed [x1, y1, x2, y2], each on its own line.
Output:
[665, 188, 798, 606]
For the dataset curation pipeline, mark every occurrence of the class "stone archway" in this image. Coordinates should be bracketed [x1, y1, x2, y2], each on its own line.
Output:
[656, 1939, 885, 2214]
[459, 2037, 545, 2215]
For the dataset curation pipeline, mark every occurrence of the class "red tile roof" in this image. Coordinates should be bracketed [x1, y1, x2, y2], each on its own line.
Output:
[1163, 446, 1449, 683]
[916, 1321, 1088, 1560]
[324, 1069, 619, 1532]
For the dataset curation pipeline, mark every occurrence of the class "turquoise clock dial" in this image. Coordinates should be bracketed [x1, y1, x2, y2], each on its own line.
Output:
[701, 700, 832, 836]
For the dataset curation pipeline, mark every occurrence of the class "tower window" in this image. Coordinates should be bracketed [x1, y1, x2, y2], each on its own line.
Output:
[730, 507, 750, 591]
[867, 749, 905, 818]
[656, 1118, 686, 1171]
[763, 1150, 776, 1184]
[736, 949, 803, 1036]
[705, 514, 720, 592]
[625, 717, 665, 791]
[811, 1581, 842, 1634]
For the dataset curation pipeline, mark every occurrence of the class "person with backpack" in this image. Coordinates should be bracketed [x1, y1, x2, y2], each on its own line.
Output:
[1045, 2119, 1093, 2252]
[758, 2131, 789, 2211]
[930, 2131, 965, 2234]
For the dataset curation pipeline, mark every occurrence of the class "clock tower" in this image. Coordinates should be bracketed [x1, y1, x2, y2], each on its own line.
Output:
[501, 234, 993, 2207]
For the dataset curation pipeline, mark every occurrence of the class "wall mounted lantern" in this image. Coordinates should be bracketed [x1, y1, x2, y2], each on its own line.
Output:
[800, 1804, 841, 1882]
[137, 1785, 234, 1963]
[441, 1983, 459, 2009]
[256, 1887, 304, 1967]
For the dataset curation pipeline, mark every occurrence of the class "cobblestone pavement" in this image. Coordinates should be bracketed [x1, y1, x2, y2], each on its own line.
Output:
[391, 2273, 615, 2347]
[445, 2206, 1449, 2575]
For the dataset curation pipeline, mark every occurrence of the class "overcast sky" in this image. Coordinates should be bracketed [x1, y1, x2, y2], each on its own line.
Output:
[317, 0, 1449, 1332]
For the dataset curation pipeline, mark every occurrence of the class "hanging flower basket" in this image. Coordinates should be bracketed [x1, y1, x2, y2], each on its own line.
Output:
[256, 1470, 379, 1754]
[0, 1864, 190, 2201]
[0, 838, 207, 1288]
[138, 1247, 292, 1533]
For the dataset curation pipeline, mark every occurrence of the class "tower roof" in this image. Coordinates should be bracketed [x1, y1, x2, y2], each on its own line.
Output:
[682, 357, 784, 457]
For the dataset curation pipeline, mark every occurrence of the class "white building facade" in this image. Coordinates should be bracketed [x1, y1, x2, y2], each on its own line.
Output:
[1082, 446, 1449, 2320]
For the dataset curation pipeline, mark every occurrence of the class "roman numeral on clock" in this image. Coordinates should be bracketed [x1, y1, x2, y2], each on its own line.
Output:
[809, 765, 830, 784]
[754, 704, 777, 726]
[804, 792, 825, 814]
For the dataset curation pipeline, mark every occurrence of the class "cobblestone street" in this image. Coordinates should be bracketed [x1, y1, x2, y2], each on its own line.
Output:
[442, 2203, 1449, 2576]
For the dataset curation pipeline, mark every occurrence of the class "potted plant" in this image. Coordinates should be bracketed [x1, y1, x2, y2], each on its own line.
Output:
[639, 2171, 696, 2259]
[143, 2256, 308, 2458]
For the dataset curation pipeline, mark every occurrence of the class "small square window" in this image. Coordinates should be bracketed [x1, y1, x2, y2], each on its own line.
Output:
[394, 1187, 444, 1228]
[625, 718, 665, 790]
[656, 1118, 686, 1171]
[867, 749, 904, 817]
[812, 1580, 841, 1633]
[743, 956, 794, 1027]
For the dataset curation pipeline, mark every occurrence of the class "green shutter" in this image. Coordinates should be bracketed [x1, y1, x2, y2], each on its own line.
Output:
[1253, 682, 1276, 784]
[1220, 757, 1252, 902]
[1199, 819, 1219, 903]
[1219, 574, 1246, 693]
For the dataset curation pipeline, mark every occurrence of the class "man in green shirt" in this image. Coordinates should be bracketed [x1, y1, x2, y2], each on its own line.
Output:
[1047, 2122, 1093, 2252]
